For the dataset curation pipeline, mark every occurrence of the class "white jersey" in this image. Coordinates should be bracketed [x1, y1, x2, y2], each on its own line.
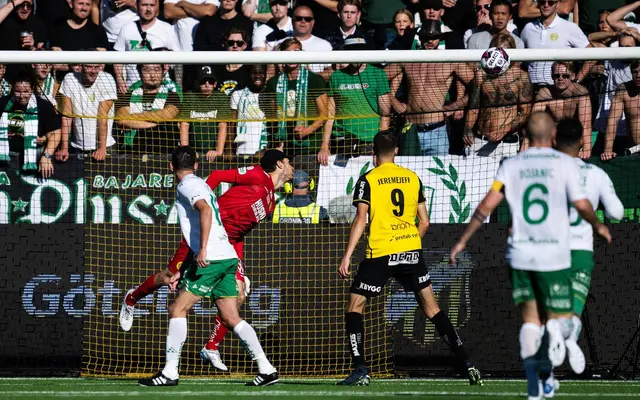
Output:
[175, 174, 237, 261]
[569, 158, 624, 252]
[495, 147, 586, 271]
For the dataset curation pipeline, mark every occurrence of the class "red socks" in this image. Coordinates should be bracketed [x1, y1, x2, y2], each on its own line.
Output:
[205, 315, 229, 350]
[126, 273, 161, 306]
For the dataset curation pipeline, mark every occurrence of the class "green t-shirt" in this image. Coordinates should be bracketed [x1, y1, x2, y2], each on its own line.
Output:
[179, 92, 232, 153]
[362, 0, 406, 25]
[329, 65, 390, 142]
[264, 70, 327, 151]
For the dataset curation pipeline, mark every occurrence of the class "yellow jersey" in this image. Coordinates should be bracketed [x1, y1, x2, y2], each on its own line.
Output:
[353, 162, 425, 258]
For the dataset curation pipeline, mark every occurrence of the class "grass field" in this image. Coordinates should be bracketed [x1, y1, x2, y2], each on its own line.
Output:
[1, 378, 640, 399]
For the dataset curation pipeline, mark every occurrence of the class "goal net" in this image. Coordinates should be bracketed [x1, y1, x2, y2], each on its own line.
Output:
[2, 48, 639, 377]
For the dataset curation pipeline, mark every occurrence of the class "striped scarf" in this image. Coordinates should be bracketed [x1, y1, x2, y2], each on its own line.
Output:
[38, 74, 57, 107]
[122, 81, 170, 147]
[1, 79, 10, 97]
[276, 68, 308, 146]
[234, 88, 267, 153]
[0, 95, 39, 170]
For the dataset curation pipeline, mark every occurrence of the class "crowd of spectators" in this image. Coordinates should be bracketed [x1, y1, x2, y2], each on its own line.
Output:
[1, 0, 640, 184]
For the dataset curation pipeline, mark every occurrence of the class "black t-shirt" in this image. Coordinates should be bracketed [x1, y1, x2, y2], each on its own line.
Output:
[35, 0, 70, 35]
[0, 14, 48, 50]
[51, 20, 109, 50]
[114, 90, 181, 154]
[0, 95, 61, 153]
[193, 13, 254, 51]
[215, 64, 250, 95]
[295, 0, 339, 36]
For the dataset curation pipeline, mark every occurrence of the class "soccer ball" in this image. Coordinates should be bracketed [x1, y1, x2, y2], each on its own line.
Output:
[480, 47, 510, 76]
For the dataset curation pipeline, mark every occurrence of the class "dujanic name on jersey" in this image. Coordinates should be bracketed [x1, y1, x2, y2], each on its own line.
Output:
[519, 168, 554, 179]
[377, 176, 411, 185]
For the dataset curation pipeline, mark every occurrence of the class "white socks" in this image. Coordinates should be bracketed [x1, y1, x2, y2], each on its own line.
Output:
[569, 315, 582, 342]
[162, 317, 187, 380]
[520, 323, 542, 359]
[234, 320, 276, 374]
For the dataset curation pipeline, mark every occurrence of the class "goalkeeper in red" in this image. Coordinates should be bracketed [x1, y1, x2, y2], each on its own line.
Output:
[119, 149, 294, 372]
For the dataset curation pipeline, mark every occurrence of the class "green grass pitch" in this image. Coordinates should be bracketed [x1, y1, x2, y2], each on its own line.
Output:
[1, 378, 640, 399]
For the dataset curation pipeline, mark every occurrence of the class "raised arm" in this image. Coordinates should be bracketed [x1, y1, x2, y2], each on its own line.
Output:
[319, 96, 335, 166]
[606, 1, 640, 31]
[518, 0, 541, 19]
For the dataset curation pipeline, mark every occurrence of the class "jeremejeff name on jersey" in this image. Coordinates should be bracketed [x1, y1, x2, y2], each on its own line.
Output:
[377, 176, 411, 185]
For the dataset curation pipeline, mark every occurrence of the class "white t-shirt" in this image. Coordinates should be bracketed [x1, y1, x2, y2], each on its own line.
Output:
[252, 17, 293, 50]
[275, 35, 332, 73]
[102, 8, 139, 43]
[113, 19, 181, 88]
[464, 22, 519, 48]
[230, 87, 267, 155]
[175, 174, 238, 261]
[164, 0, 219, 51]
[521, 15, 590, 85]
[494, 147, 586, 271]
[59, 71, 118, 151]
[569, 158, 623, 251]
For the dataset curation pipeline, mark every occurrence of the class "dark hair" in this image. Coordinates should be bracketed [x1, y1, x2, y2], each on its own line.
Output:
[11, 68, 36, 90]
[136, 63, 163, 75]
[555, 118, 583, 149]
[631, 60, 640, 70]
[338, 0, 361, 12]
[373, 130, 398, 156]
[171, 146, 197, 171]
[249, 63, 267, 74]
[224, 27, 249, 43]
[552, 61, 576, 74]
[490, 0, 512, 14]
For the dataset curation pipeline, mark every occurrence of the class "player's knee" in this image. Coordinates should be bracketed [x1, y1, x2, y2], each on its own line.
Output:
[220, 313, 241, 329]
[168, 300, 187, 318]
[346, 295, 367, 314]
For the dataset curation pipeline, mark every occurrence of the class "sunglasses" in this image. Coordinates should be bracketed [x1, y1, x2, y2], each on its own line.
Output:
[270, 0, 289, 5]
[552, 73, 572, 80]
[17, 2, 33, 8]
[199, 79, 215, 86]
[474, 4, 491, 12]
[539, 0, 559, 6]
[294, 16, 314, 22]
[226, 39, 246, 47]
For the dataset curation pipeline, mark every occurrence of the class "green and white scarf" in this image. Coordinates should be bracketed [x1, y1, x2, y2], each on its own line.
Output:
[39, 73, 57, 107]
[0, 79, 10, 96]
[276, 68, 308, 146]
[235, 87, 267, 152]
[0, 95, 39, 169]
[122, 80, 170, 147]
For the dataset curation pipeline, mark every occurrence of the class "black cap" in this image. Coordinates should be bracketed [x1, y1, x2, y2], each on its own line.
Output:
[419, 19, 443, 41]
[420, 0, 443, 10]
[342, 34, 373, 50]
[197, 65, 216, 84]
[260, 149, 287, 172]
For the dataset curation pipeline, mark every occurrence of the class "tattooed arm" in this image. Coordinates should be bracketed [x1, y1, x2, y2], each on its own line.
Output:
[511, 73, 534, 133]
[463, 70, 482, 147]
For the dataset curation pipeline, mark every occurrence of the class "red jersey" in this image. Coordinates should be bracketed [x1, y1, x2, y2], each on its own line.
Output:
[168, 166, 274, 272]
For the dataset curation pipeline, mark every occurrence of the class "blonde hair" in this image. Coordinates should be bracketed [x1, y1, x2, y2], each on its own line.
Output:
[279, 37, 303, 51]
[393, 8, 414, 25]
[489, 32, 516, 49]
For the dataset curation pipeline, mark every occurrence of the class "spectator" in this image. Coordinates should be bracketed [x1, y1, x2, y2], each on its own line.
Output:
[517, 0, 575, 22]
[588, 10, 617, 47]
[464, 33, 532, 158]
[231, 63, 268, 157]
[114, 63, 180, 154]
[113, 0, 181, 94]
[194, 0, 253, 51]
[416, 0, 456, 49]
[413, 0, 476, 44]
[602, 60, 640, 160]
[580, 0, 626, 35]
[91, 0, 139, 49]
[275, 5, 332, 73]
[530, 61, 592, 158]
[593, 33, 638, 157]
[272, 170, 328, 223]
[56, 63, 117, 162]
[262, 37, 328, 158]
[607, 1, 640, 32]
[295, 0, 338, 35]
[179, 65, 232, 161]
[386, 8, 419, 50]
[35, 0, 71, 35]
[385, 20, 475, 156]
[463, 0, 492, 47]
[68, 63, 83, 73]
[360, 0, 405, 49]
[467, 0, 523, 49]
[0, 64, 10, 96]
[252, 0, 292, 51]
[0, 69, 61, 178]
[520, 0, 591, 87]
[242, 0, 275, 26]
[322, 0, 371, 50]
[0, 0, 47, 51]
[320, 35, 391, 165]
[31, 63, 58, 107]
[215, 27, 251, 94]
[163, 0, 217, 51]
[51, 0, 108, 51]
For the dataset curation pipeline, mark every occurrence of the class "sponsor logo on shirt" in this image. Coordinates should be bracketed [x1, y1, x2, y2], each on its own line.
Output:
[190, 110, 218, 119]
[550, 33, 559, 41]
[251, 199, 267, 221]
[338, 83, 370, 90]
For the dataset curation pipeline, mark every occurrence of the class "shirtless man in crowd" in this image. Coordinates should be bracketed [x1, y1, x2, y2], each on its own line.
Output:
[385, 20, 474, 156]
[464, 33, 533, 158]
[603, 60, 640, 160]
[524, 62, 592, 158]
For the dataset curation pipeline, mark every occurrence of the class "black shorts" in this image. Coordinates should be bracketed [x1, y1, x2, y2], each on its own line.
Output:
[350, 250, 432, 297]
